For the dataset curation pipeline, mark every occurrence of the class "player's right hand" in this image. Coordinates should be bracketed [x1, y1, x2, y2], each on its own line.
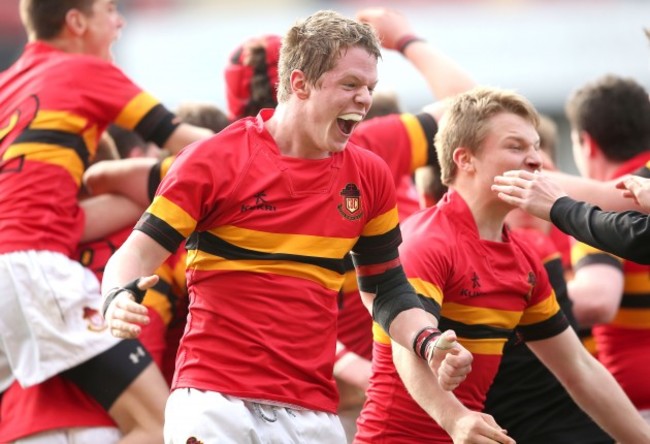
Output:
[104, 275, 158, 338]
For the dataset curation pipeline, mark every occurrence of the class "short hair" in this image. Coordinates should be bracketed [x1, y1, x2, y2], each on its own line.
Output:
[565, 74, 650, 162]
[277, 10, 381, 103]
[176, 102, 230, 133]
[20, 0, 95, 40]
[435, 87, 540, 185]
[107, 125, 147, 159]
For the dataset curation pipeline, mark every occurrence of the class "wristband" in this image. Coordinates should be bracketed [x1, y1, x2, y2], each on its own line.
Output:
[412, 326, 442, 361]
[101, 277, 146, 318]
[396, 34, 425, 54]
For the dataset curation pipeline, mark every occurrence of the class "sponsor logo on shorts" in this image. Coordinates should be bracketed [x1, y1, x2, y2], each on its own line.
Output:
[83, 307, 107, 332]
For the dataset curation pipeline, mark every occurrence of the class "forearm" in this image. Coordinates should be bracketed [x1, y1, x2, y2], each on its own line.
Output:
[552, 196, 650, 264]
[80, 194, 144, 242]
[392, 341, 467, 430]
[388, 307, 439, 351]
[562, 355, 650, 443]
[403, 41, 475, 100]
[101, 233, 168, 295]
[84, 158, 156, 207]
[333, 341, 372, 391]
[546, 170, 641, 212]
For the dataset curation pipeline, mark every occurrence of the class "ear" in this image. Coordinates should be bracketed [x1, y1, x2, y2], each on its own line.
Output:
[580, 131, 601, 160]
[290, 69, 310, 100]
[64, 9, 88, 37]
[452, 146, 475, 173]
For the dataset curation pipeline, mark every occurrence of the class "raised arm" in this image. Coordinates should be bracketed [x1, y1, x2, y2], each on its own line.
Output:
[356, 7, 475, 102]
[493, 170, 650, 264]
[162, 122, 213, 154]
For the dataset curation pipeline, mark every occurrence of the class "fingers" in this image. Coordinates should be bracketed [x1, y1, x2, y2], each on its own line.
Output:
[434, 330, 456, 350]
[480, 415, 515, 444]
[105, 292, 150, 339]
[433, 331, 473, 391]
[137, 274, 159, 291]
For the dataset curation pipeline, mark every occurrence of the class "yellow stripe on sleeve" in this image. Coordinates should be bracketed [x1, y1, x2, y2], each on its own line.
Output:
[399, 113, 428, 172]
[114, 92, 160, 130]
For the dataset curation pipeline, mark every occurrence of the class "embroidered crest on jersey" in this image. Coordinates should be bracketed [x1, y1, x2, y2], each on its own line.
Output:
[338, 183, 363, 221]
[241, 191, 276, 212]
[83, 307, 108, 332]
[525, 271, 536, 302]
[186, 437, 204, 444]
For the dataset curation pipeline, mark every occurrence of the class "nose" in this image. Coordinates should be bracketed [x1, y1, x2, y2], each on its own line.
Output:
[527, 147, 543, 170]
[117, 11, 126, 29]
[355, 86, 373, 109]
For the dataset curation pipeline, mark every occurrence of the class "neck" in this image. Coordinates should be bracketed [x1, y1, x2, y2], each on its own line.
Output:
[453, 183, 509, 242]
[265, 102, 329, 159]
[39, 35, 83, 55]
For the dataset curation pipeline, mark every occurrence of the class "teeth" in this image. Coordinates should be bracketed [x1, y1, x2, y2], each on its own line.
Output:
[338, 113, 362, 122]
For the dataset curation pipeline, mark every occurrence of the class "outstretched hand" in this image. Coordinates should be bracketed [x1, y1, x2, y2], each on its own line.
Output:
[427, 330, 473, 391]
[617, 175, 650, 213]
[103, 275, 159, 339]
[492, 170, 567, 220]
[356, 7, 414, 50]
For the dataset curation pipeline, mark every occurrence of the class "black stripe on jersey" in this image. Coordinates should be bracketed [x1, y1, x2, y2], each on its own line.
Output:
[343, 253, 355, 272]
[516, 310, 570, 342]
[187, 231, 346, 274]
[14, 129, 88, 167]
[415, 112, 439, 167]
[439, 317, 512, 341]
[150, 279, 181, 323]
[151, 279, 171, 296]
[352, 226, 402, 258]
[574, 253, 622, 271]
[134, 104, 179, 147]
[545, 258, 567, 301]
[147, 161, 163, 202]
[135, 212, 186, 253]
[620, 294, 650, 308]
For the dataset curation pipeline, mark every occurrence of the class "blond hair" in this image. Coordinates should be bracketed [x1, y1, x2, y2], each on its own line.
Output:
[436, 87, 539, 185]
[277, 10, 381, 102]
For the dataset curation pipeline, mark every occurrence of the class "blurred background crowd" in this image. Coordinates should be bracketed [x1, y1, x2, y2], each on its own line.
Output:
[2, 0, 649, 173]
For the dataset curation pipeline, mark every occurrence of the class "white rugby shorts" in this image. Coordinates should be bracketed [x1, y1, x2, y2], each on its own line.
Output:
[164, 388, 347, 444]
[0, 250, 121, 391]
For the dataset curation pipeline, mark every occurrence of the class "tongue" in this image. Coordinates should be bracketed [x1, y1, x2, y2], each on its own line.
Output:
[337, 118, 353, 135]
